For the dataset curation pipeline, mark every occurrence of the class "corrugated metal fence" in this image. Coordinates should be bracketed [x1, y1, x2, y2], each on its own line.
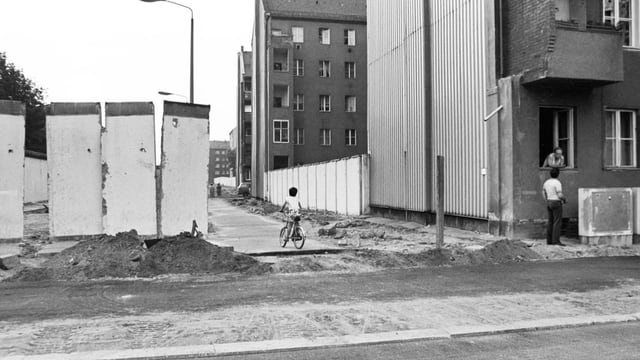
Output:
[367, 0, 430, 212]
[430, 0, 489, 219]
[265, 155, 370, 216]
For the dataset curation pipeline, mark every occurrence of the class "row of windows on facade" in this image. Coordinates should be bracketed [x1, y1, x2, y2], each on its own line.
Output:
[272, 121, 357, 147]
[213, 150, 227, 155]
[553, 0, 639, 47]
[540, 108, 637, 168]
[272, 27, 357, 46]
[589, 0, 638, 47]
[274, 93, 357, 112]
[274, 59, 356, 79]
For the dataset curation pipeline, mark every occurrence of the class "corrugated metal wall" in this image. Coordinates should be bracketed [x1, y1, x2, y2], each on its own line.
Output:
[367, 0, 429, 212]
[368, 0, 490, 219]
[430, 0, 488, 218]
[265, 155, 369, 216]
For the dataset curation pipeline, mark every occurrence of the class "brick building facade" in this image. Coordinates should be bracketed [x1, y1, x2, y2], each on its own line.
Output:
[251, 0, 367, 199]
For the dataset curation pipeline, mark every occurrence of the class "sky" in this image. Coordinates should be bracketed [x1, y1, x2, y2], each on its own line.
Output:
[0, 0, 254, 142]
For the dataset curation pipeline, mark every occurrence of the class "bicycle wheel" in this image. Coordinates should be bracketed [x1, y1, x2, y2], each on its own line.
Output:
[292, 226, 306, 249]
[279, 227, 288, 248]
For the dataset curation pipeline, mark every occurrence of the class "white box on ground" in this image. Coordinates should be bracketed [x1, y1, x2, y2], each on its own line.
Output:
[47, 103, 103, 239]
[578, 188, 633, 246]
[102, 103, 157, 237]
[159, 101, 210, 237]
[0, 101, 25, 241]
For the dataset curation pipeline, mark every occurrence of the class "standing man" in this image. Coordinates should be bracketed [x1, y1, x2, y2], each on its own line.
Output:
[543, 168, 567, 246]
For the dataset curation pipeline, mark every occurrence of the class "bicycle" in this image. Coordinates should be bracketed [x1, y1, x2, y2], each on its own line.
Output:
[279, 213, 306, 249]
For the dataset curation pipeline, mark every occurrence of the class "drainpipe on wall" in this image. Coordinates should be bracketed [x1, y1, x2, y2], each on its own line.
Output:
[265, 12, 271, 200]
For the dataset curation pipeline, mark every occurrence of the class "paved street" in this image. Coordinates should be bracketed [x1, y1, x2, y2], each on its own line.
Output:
[207, 198, 337, 255]
[213, 322, 640, 360]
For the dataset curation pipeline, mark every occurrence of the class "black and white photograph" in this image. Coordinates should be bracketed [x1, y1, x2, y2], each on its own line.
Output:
[1, 0, 640, 359]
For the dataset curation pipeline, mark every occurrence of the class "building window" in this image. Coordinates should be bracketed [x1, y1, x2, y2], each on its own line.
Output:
[273, 120, 289, 144]
[216, 164, 220, 168]
[294, 59, 304, 76]
[215, 157, 220, 161]
[345, 96, 357, 112]
[273, 48, 289, 71]
[319, 95, 331, 112]
[319, 60, 331, 77]
[555, 0, 571, 21]
[294, 128, 305, 145]
[604, 0, 639, 47]
[319, 28, 330, 44]
[271, 28, 283, 36]
[215, 171, 220, 175]
[539, 107, 576, 168]
[292, 26, 304, 43]
[320, 129, 332, 146]
[294, 94, 304, 111]
[244, 126, 252, 137]
[273, 156, 289, 170]
[344, 29, 356, 46]
[345, 129, 357, 146]
[345, 62, 356, 79]
[273, 85, 289, 108]
[605, 109, 637, 167]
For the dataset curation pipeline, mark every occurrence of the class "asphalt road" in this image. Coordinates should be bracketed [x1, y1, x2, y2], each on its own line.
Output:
[210, 322, 640, 360]
[1, 256, 639, 322]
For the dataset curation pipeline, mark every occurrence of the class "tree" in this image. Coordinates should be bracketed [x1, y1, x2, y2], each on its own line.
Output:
[0, 52, 47, 153]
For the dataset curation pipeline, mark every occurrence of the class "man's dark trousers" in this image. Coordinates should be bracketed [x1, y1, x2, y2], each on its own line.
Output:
[546, 200, 563, 245]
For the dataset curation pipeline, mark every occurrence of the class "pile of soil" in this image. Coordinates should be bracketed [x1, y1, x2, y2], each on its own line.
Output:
[230, 198, 281, 216]
[462, 239, 542, 264]
[271, 240, 541, 274]
[8, 231, 270, 282]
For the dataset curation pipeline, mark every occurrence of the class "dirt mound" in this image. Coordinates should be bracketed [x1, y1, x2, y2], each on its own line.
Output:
[273, 249, 454, 274]
[465, 239, 542, 264]
[8, 231, 270, 282]
[271, 240, 542, 274]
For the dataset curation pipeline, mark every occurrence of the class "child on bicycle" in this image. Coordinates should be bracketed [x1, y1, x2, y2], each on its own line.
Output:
[280, 187, 302, 237]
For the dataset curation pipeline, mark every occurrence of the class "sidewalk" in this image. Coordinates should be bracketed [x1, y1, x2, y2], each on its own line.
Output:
[207, 198, 339, 255]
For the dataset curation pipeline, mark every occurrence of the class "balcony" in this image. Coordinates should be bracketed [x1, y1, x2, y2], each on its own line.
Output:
[522, 24, 624, 87]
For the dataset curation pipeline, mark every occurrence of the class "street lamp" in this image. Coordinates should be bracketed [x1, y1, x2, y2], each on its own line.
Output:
[141, 0, 194, 104]
[158, 91, 188, 102]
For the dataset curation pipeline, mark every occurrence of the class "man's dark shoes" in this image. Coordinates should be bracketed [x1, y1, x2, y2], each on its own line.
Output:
[556, 242, 566, 247]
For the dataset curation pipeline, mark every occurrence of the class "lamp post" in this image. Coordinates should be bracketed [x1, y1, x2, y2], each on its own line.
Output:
[141, 0, 194, 104]
[158, 91, 188, 102]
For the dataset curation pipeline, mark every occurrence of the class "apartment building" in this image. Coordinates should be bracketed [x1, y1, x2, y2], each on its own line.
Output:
[252, 0, 367, 198]
[236, 47, 253, 186]
[367, 0, 640, 238]
[208, 140, 231, 184]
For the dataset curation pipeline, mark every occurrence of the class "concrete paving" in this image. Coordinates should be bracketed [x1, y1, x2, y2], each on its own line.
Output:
[215, 322, 640, 360]
[206, 198, 339, 255]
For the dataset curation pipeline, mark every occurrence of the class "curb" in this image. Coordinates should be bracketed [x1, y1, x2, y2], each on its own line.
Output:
[5, 313, 640, 360]
[248, 248, 351, 257]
